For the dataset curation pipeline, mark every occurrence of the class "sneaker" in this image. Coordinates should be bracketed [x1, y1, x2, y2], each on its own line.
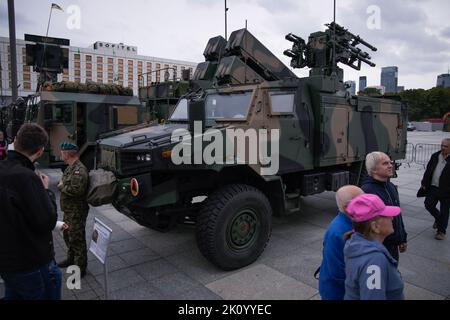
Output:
[435, 232, 445, 240]
[433, 222, 437, 229]
[57, 259, 73, 268]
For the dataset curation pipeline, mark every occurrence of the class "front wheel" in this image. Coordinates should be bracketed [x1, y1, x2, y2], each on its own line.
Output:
[196, 184, 272, 270]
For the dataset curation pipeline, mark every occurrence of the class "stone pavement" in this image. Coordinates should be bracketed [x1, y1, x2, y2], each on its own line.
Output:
[1, 131, 449, 300]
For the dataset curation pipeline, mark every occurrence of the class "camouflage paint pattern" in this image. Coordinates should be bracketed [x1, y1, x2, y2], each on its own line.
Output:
[226, 29, 297, 80]
[203, 35, 227, 62]
[22, 89, 142, 168]
[59, 159, 89, 271]
[98, 24, 407, 229]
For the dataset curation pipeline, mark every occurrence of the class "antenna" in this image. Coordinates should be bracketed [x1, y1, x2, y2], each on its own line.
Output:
[225, 0, 229, 41]
[332, 0, 337, 76]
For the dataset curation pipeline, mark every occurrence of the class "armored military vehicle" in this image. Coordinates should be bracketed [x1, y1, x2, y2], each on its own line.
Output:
[23, 82, 144, 169]
[137, 49, 218, 123]
[138, 68, 191, 123]
[2, 34, 148, 169]
[97, 23, 407, 270]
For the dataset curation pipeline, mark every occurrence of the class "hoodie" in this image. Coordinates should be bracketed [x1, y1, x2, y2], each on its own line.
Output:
[344, 233, 404, 300]
[361, 176, 407, 245]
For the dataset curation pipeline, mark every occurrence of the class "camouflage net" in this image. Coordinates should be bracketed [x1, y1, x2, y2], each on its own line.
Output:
[42, 81, 134, 96]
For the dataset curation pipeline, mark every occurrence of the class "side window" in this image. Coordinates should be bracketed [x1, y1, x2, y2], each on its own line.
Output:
[270, 93, 295, 114]
[54, 104, 73, 124]
[112, 106, 138, 129]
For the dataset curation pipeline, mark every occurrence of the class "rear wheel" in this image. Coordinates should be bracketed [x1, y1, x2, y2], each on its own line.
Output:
[196, 184, 272, 270]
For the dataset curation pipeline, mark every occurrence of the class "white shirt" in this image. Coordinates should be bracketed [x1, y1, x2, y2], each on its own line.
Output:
[431, 153, 447, 187]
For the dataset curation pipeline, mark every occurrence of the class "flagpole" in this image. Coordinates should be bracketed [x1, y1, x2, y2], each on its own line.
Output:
[45, 6, 53, 38]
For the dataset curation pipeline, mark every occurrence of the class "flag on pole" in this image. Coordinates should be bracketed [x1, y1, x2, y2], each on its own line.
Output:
[51, 3, 64, 11]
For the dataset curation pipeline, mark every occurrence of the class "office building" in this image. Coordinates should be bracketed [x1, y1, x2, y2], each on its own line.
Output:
[437, 73, 450, 88]
[359, 76, 367, 92]
[380, 66, 398, 93]
[0, 36, 197, 105]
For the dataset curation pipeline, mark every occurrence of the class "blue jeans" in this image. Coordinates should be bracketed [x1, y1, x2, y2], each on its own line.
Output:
[0, 260, 62, 300]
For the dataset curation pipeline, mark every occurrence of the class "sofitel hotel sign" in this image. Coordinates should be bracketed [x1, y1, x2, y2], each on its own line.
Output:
[93, 41, 137, 54]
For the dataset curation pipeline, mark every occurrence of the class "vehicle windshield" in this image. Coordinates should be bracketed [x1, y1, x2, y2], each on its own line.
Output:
[169, 92, 252, 121]
[169, 98, 188, 120]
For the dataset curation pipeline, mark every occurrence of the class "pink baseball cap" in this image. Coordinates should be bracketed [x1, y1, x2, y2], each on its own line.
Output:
[346, 194, 400, 222]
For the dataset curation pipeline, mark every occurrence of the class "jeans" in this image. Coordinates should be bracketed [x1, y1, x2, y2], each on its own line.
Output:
[0, 260, 62, 300]
[424, 186, 450, 234]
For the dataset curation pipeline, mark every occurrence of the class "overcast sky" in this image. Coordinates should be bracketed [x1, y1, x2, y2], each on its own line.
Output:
[1, 0, 450, 90]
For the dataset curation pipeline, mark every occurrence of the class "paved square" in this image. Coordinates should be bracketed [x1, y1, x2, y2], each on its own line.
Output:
[1, 131, 449, 300]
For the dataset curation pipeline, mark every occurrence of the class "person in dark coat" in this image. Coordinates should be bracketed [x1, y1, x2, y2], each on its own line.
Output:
[361, 151, 407, 262]
[420, 138, 450, 240]
[0, 123, 61, 300]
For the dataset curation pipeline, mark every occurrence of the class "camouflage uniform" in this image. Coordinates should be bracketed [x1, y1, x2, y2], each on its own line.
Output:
[60, 159, 89, 272]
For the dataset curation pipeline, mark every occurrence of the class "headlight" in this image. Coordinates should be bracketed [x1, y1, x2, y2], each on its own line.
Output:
[136, 153, 152, 162]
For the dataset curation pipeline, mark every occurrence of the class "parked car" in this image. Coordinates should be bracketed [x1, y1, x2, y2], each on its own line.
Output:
[407, 122, 416, 131]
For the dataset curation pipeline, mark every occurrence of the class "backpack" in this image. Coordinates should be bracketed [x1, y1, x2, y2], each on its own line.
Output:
[86, 169, 117, 207]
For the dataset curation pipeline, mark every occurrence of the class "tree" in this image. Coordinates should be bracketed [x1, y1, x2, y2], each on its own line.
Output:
[399, 87, 450, 121]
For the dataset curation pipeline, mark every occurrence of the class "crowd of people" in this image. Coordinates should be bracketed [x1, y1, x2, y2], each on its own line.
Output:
[319, 141, 450, 300]
[0, 122, 448, 300]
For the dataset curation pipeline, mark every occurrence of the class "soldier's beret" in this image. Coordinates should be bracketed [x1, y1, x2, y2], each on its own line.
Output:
[60, 141, 79, 151]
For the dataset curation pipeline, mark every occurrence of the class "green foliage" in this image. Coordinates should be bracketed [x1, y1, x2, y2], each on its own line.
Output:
[359, 87, 382, 96]
[43, 81, 133, 96]
[400, 87, 450, 121]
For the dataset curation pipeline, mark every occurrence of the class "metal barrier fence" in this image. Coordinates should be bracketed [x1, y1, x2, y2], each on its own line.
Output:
[414, 143, 441, 168]
[398, 143, 415, 167]
[397, 143, 440, 168]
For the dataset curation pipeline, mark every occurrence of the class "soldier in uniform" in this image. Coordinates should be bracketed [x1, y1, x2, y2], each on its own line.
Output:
[57, 141, 89, 277]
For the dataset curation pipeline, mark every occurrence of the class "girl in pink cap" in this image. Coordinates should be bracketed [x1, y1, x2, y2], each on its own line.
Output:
[343, 193, 405, 300]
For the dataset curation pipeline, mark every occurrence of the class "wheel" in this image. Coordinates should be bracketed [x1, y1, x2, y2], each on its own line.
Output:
[196, 184, 272, 270]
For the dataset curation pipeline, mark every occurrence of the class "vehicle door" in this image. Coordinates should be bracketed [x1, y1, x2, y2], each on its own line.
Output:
[43, 101, 76, 160]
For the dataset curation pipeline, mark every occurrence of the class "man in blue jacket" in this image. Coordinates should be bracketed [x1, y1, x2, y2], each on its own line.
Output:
[318, 185, 364, 300]
[361, 152, 407, 261]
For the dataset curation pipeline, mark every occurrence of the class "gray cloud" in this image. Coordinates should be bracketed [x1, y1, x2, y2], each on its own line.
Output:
[1, 0, 449, 89]
[441, 26, 450, 39]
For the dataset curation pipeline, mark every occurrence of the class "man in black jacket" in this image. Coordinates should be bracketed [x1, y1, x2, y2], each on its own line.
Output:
[421, 138, 450, 240]
[361, 151, 408, 261]
[0, 123, 62, 300]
